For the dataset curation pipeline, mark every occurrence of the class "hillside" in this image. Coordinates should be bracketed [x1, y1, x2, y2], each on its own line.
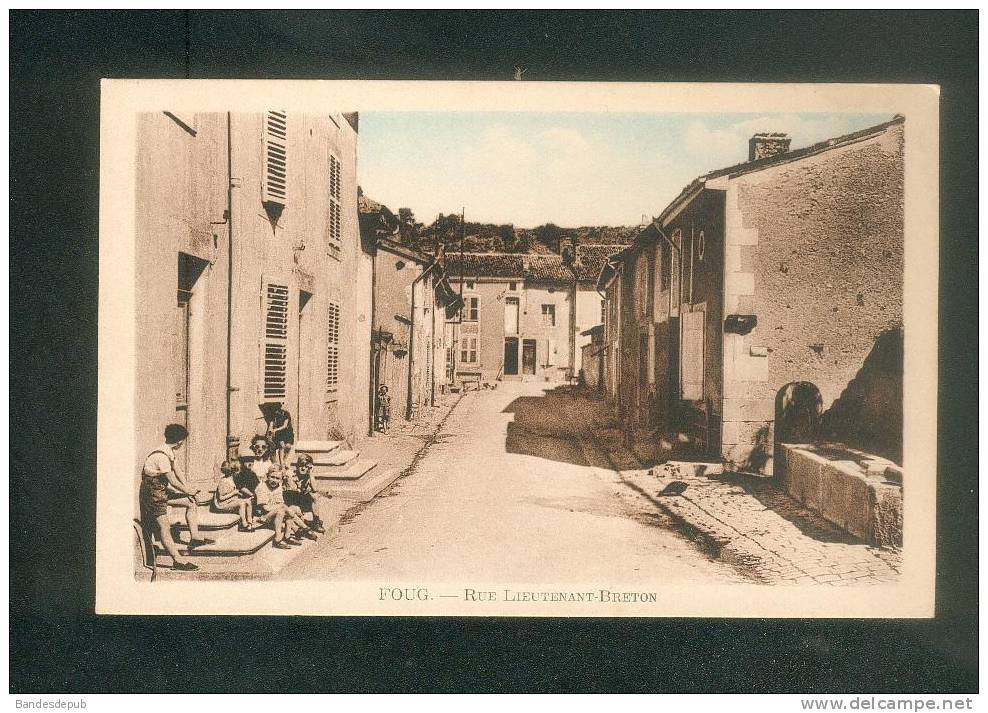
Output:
[357, 191, 639, 255]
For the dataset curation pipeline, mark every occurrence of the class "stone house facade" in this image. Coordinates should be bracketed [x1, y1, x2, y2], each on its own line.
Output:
[135, 110, 371, 490]
[600, 116, 904, 472]
[443, 253, 593, 385]
[570, 244, 625, 378]
[370, 237, 461, 425]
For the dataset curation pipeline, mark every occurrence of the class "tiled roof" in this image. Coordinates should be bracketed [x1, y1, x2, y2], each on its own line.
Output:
[444, 252, 575, 283]
[444, 253, 527, 278]
[524, 255, 572, 283]
[573, 244, 627, 281]
[444, 246, 630, 284]
[658, 115, 905, 226]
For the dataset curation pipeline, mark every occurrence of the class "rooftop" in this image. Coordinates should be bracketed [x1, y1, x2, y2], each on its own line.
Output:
[658, 115, 905, 226]
[443, 250, 609, 284]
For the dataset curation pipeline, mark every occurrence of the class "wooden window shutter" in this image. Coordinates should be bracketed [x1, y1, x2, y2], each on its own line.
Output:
[263, 111, 288, 206]
[330, 154, 341, 201]
[262, 280, 290, 401]
[326, 301, 340, 393]
[680, 309, 704, 401]
[328, 153, 342, 248]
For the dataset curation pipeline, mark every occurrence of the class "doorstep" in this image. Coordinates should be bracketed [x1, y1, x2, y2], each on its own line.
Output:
[148, 496, 355, 580]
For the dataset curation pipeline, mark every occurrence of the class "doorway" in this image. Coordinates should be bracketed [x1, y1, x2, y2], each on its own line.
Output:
[522, 339, 537, 375]
[503, 337, 519, 376]
[296, 289, 313, 435]
[638, 331, 650, 427]
[504, 296, 519, 334]
[175, 252, 208, 477]
[774, 381, 823, 476]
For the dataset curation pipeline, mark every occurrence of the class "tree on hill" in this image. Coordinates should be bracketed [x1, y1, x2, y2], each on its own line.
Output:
[533, 223, 565, 253]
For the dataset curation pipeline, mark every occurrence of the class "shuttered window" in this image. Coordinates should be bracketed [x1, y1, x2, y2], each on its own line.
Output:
[326, 301, 340, 394]
[460, 337, 478, 364]
[681, 309, 704, 401]
[464, 296, 479, 322]
[670, 229, 681, 316]
[263, 111, 288, 206]
[262, 280, 290, 400]
[546, 339, 556, 365]
[328, 153, 342, 249]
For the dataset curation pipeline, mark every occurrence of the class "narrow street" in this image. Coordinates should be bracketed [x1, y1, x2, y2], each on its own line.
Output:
[280, 382, 740, 583]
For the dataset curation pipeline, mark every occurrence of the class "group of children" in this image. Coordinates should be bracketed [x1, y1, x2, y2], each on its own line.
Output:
[210, 403, 329, 550]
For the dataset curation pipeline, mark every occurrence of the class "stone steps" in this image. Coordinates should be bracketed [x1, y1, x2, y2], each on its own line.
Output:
[295, 439, 345, 454]
[313, 457, 377, 482]
[318, 465, 399, 502]
[156, 527, 275, 557]
[168, 503, 241, 531]
[310, 449, 359, 468]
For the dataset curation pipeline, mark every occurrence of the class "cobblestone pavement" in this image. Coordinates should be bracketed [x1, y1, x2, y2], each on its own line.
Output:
[279, 383, 742, 583]
[592, 427, 901, 585]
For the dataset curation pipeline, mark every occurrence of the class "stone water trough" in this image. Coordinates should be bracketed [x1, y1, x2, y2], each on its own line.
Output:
[777, 443, 903, 548]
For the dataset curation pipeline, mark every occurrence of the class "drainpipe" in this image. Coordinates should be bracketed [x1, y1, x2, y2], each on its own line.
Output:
[653, 223, 684, 324]
[368, 242, 378, 436]
[654, 223, 686, 425]
[407, 258, 440, 420]
[430, 273, 437, 406]
[224, 112, 235, 458]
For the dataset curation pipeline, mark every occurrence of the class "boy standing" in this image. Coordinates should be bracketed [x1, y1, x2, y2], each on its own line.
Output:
[376, 384, 392, 434]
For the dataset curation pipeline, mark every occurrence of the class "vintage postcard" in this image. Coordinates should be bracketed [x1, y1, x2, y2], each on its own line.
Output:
[97, 80, 938, 616]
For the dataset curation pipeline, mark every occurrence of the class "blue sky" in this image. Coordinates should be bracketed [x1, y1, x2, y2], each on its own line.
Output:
[358, 112, 889, 229]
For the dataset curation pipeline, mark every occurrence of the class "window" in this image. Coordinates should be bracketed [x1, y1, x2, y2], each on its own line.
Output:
[465, 280, 475, 290]
[659, 241, 670, 291]
[670, 229, 682, 315]
[680, 309, 704, 400]
[328, 153, 342, 249]
[460, 336, 478, 364]
[504, 296, 519, 334]
[262, 280, 290, 400]
[263, 111, 288, 206]
[541, 304, 556, 327]
[509, 282, 517, 291]
[465, 296, 480, 322]
[697, 230, 705, 261]
[601, 300, 606, 324]
[326, 301, 340, 395]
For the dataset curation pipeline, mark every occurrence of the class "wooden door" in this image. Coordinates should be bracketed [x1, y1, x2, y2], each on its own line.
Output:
[503, 337, 519, 375]
[522, 339, 536, 375]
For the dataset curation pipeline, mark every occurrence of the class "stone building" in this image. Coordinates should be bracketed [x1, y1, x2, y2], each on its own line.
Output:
[580, 324, 606, 391]
[135, 110, 371, 491]
[569, 244, 626, 378]
[441, 253, 561, 385]
[599, 116, 904, 472]
[369, 237, 462, 425]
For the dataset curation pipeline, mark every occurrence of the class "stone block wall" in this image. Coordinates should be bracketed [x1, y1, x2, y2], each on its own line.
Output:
[779, 444, 903, 547]
[720, 122, 904, 473]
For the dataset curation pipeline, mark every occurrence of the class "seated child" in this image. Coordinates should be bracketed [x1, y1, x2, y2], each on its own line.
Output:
[283, 454, 328, 533]
[213, 459, 258, 532]
[244, 434, 273, 490]
[254, 467, 317, 549]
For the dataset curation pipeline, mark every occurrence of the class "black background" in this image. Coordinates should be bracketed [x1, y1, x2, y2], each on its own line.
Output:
[9, 10, 978, 693]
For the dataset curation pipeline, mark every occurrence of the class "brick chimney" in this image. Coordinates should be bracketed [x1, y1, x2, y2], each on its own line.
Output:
[748, 133, 791, 161]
